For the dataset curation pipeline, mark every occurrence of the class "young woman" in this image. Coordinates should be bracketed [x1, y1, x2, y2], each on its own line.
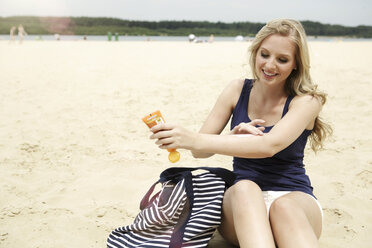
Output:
[150, 19, 332, 247]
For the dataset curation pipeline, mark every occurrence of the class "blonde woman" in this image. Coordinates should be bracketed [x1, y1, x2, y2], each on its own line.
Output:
[150, 19, 331, 247]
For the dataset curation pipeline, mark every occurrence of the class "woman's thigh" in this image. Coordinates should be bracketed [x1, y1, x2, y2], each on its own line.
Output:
[269, 191, 323, 246]
[218, 180, 273, 246]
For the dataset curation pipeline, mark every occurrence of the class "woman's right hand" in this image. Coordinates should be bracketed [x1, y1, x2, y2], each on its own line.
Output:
[230, 119, 266, 136]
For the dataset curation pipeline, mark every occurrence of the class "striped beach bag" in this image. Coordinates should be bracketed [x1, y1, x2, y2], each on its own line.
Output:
[107, 167, 235, 248]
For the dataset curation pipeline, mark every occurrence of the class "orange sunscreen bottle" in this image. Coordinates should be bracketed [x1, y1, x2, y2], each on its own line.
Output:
[142, 110, 181, 163]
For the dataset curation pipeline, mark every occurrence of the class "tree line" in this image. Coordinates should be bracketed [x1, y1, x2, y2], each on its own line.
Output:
[1, 16, 371, 38]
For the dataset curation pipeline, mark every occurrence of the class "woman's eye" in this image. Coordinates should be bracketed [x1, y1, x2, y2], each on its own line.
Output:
[261, 52, 269, 58]
[278, 58, 288, 63]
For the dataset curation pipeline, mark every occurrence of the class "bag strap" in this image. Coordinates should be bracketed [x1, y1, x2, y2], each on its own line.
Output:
[139, 181, 160, 210]
[160, 167, 236, 187]
[169, 171, 193, 248]
[140, 167, 235, 211]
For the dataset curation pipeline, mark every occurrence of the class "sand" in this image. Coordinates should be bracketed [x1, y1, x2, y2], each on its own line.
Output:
[0, 39, 371, 247]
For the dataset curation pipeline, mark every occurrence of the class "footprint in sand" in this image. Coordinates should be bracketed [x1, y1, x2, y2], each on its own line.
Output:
[323, 208, 356, 238]
[1, 207, 22, 218]
[20, 143, 40, 153]
[0, 232, 8, 241]
[329, 182, 345, 198]
[324, 208, 350, 224]
[353, 169, 372, 188]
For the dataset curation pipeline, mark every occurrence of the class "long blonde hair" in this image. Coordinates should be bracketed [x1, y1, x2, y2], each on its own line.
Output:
[249, 19, 332, 151]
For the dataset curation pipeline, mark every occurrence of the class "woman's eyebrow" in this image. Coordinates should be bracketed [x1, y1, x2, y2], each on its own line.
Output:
[260, 47, 292, 57]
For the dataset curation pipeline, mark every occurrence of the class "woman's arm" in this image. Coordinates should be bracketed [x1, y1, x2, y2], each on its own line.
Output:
[151, 94, 321, 159]
[190, 79, 244, 158]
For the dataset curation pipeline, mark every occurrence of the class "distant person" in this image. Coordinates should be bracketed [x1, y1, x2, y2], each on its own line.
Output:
[18, 25, 27, 44]
[9, 26, 16, 43]
[209, 34, 214, 43]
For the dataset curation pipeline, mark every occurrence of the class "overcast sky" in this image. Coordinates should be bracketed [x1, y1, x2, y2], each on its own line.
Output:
[1, 0, 371, 27]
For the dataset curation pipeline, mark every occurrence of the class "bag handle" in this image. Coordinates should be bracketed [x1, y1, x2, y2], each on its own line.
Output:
[160, 167, 236, 187]
[140, 167, 235, 210]
[139, 181, 160, 210]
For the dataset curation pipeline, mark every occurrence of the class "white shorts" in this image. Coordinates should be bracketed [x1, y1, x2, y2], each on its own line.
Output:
[262, 191, 323, 219]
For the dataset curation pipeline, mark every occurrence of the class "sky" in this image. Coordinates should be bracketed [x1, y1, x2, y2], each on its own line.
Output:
[1, 0, 372, 27]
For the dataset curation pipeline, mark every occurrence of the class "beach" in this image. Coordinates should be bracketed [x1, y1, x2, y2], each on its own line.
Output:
[0, 40, 371, 247]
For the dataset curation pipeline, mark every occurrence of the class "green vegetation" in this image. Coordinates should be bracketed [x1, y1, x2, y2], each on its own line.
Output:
[1, 16, 372, 38]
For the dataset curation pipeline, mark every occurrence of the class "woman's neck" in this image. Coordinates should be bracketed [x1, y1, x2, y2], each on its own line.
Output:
[253, 79, 287, 104]
[248, 79, 289, 126]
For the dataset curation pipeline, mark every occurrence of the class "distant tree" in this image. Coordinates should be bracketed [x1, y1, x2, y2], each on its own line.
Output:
[0, 16, 371, 37]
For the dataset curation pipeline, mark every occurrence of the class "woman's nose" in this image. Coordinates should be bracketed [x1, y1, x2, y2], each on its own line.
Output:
[265, 59, 276, 69]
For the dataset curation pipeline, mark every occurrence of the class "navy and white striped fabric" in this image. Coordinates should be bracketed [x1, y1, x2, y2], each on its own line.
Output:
[107, 167, 235, 248]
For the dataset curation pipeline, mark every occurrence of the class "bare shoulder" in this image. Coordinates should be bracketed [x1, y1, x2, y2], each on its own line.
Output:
[224, 78, 245, 98]
[290, 94, 322, 114]
[225, 78, 245, 91]
[198, 78, 246, 135]
[223, 78, 246, 108]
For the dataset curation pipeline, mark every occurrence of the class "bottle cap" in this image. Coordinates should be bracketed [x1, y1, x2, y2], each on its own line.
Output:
[168, 151, 180, 163]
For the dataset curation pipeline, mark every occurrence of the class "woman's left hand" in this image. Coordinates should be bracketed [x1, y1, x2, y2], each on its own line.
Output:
[150, 123, 197, 150]
[230, 119, 266, 135]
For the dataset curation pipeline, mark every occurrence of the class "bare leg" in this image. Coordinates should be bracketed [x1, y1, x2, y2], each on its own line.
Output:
[219, 180, 275, 248]
[269, 192, 322, 248]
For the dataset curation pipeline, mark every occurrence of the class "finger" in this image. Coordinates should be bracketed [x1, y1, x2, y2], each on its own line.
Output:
[249, 119, 266, 126]
[150, 123, 174, 133]
[258, 126, 265, 131]
[155, 137, 174, 146]
[246, 126, 263, 135]
[233, 123, 252, 134]
[252, 127, 263, 135]
[230, 125, 241, 134]
[235, 126, 260, 135]
[150, 130, 173, 140]
[159, 143, 176, 150]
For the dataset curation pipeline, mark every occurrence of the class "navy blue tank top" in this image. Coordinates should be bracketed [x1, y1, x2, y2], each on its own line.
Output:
[231, 79, 315, 197]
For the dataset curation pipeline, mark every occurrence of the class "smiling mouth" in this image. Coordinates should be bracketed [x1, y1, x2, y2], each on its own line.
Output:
[262, 70, 278, 77]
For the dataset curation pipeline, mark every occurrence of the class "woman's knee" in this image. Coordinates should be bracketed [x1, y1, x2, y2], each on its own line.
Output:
[228, 180, 261, 200]
[269, 193, 321, 222]
[269, 196, 297, 219]
[219, 180, 262, 246]
[269, 193, 322, 244]
[220, 180, 260, 227]
[271, 193, 322, 238]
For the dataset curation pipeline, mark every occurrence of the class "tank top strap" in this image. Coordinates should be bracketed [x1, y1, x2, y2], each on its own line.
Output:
[243, 78, 254, 96]
[282, 95, 294, 117]
[232, 79, 254, 126]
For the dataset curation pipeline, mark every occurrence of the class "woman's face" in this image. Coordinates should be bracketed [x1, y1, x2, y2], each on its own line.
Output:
[255, 34, 297, 86]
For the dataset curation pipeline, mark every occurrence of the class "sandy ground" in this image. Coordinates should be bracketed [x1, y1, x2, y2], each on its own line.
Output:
[0, 39, 371, 247]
